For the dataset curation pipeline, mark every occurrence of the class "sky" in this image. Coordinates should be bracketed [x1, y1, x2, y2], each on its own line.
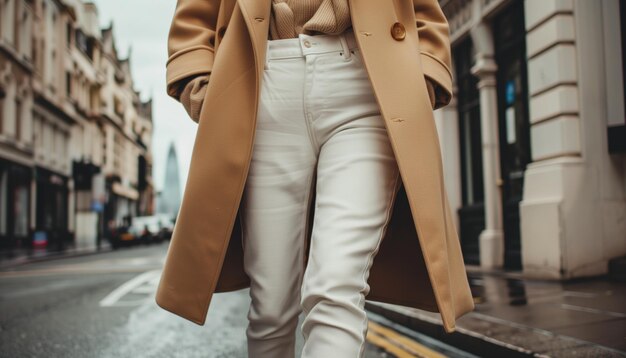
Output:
[91, 0, 197, 197]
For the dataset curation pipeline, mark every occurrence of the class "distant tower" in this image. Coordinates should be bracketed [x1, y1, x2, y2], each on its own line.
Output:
[158, 142, 182, 218]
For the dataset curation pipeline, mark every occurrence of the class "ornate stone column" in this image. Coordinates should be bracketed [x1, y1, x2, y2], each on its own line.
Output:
[470, 22, 504, 269]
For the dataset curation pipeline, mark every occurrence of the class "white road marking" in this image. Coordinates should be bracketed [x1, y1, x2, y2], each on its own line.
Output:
[99, 269, 162, 307]
[560, 303, 626, 318]
[131, 286, 156, 294]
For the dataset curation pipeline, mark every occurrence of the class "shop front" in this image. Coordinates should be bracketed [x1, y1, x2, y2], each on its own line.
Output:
[0, 157, 31, 255]
[34, 166, 71, 253]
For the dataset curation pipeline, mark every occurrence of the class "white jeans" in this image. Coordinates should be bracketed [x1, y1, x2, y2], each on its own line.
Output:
[241, 29, 401, 358]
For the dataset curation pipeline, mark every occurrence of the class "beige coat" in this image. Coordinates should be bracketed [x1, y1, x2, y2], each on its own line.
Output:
[156, 0, 475, 334]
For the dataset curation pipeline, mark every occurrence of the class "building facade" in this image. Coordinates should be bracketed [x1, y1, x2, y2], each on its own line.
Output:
[0, 0, 36, 254]
[0, 0, 154, 257]
[437, 0, 626, 279]
[98, 22, 154, 238]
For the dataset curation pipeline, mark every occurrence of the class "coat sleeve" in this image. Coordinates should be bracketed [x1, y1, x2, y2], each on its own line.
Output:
[165, 0, 220, 101]
[414, 0, 453, 110]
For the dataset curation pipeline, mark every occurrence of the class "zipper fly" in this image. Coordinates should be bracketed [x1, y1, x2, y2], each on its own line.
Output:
[302, 56, 320, 154]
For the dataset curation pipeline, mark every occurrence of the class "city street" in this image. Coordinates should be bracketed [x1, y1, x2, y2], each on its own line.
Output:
[0, 244, 469, 358]
[1, 0, 625, 357]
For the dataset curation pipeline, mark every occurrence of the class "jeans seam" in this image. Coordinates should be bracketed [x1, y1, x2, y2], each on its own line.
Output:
[299, 169, 316, 305]
[357, 167, 401, 357]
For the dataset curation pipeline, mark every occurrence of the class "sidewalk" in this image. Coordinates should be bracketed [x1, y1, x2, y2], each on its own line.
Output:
[366, 265, 626, 357]
[0, 242, 114, 270]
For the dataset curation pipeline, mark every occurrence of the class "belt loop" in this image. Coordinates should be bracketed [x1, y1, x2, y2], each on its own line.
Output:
[264, 40, 271, 70]
[339, 32, 351, 60]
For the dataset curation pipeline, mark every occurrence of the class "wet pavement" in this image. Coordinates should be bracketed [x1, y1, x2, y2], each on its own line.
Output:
[1, 243, 475, 357]
[369, 266, 626, 357]
[4, 241, 623, 357]
[466, 267, 626, 353]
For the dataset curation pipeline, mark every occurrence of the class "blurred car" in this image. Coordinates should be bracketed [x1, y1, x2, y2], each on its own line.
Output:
[129, 215, 174, 245]
[156, 214, 175, 241]
[158, 214, 174, 241]
[109, 225, 135, 249]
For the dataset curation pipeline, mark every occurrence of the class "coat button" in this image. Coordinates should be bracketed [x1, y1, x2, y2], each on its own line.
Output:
[391, 22, 406, 41]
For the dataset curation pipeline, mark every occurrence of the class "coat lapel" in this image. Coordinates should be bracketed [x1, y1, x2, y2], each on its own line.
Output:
[236, 0, 272, 83]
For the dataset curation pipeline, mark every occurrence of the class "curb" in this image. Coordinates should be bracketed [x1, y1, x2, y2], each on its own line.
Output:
[364, 301, 626, 357]
[0, 244, 115, 270]
[365, 301, 534, 357]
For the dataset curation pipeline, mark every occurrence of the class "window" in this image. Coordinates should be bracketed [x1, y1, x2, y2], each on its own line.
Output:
[66, 22, 72, 47]
[607, 0, 626, 153]
[90, 85, 99, 111]
[493, 0, 530, 270]
[66, 71, 71, 97]
[455, 37, 483, 206]
[13, 185, 28, 236]
[1, 0, 15, 45]
[15, 97, 21, 140]
[622, 0, 625, 109]
[114, 96, 125, 118]
[0, 170, 7, 235]
[75, 29, 94, 59]
[454, 36, 483, 265]
[0, 91, 4, 134]
[17, 4, 31, 60]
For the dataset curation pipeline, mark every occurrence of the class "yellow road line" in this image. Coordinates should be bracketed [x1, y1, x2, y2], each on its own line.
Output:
[366, 330, 418, 358]
[366, 320, 448, 358]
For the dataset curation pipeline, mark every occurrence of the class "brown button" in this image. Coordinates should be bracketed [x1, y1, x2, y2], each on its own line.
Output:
[391, 22, 406, 41]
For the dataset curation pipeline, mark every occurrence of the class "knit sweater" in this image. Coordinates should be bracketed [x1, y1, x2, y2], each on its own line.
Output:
[177, 2, 440, 122]
[269, 0, 352, 39]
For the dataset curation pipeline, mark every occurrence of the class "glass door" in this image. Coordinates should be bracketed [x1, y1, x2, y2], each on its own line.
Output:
[455, 36, 483, 265]
[493, 0, 531, 270]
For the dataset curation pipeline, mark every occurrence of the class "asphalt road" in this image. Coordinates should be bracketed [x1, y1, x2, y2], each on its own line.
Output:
[0, 243, 426, 358]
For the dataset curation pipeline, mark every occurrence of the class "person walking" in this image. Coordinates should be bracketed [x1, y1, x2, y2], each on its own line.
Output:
[156, 1, 475, 357]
